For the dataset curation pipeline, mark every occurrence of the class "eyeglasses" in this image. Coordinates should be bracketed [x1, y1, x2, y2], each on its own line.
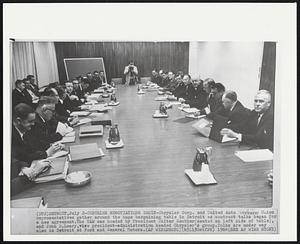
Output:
[254, 99, 265, 103]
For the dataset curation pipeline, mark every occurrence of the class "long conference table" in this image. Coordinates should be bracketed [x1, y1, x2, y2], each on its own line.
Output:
[11, 85, 273, 208]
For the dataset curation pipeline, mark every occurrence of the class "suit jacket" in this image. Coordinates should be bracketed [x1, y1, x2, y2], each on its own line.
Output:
[73, 85, 85, 99]
[188, 87, 208, 109]
[24, 113, 62, 151]
[151, 75, 160, 84]
[12, 125, 47, 163]
[173, 82, 186, 99]
[64, 95, 81, 112]
[208, 94, 223, 113]
[207, 101, 251, 129]
[12, 89, 32, 108]
[233, 109, 274, 151]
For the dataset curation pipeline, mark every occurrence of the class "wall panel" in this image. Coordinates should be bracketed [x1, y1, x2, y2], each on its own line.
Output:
[55, 42, 189, 82]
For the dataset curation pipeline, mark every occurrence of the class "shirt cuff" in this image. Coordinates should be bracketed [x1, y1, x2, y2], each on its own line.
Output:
[237, 133, 242, 142]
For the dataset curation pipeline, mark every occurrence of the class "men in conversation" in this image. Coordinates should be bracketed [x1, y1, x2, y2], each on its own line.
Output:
[220, 90, 274, 151]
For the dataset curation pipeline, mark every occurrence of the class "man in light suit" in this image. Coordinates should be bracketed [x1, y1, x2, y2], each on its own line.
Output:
[221, 90, 274, 151]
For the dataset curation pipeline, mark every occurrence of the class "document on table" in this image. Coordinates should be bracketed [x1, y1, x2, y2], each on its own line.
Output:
[58, 136, 76, 144]
[73, 118, 92, 127]
[56, 122, 73, 135]
[235, 149, 273, 162]
[70, 111, 91, 117]
[47, 150, 69, 159]
[64, 131, 75, 137]
[184, 164, 217, 185]
[182, 108, 200, 114]
[221, 134, 238, 143]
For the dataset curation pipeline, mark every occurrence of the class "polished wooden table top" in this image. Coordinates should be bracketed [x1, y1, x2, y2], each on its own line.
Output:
[12, 85, 273, 208]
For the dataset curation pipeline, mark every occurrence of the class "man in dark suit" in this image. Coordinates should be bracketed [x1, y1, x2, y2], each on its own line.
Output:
[187, 79, 208, 109]
[27, 74, 39, 95]
[207, 90, 251, 129]
[72, 78, 85, 100]
[12, 80, 33, 108]
[65, 81, 82, 109]
[12, 103, 61, 163]
[221, 90, 274, 151]
[176, 74, 197, 104]
[151, 69, 160, 84]
[99, 71, 107, 85]
[24, 96, 66, 152]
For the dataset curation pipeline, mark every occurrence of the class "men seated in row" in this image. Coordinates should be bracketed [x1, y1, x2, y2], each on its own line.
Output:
[42, 86, 79, 126]
[221, 90, 274, 151]
[85, 70, 107, 91]
[11, 102, 63, 196]
[174, 74, 196, 104]
[12, 103, 63, 163]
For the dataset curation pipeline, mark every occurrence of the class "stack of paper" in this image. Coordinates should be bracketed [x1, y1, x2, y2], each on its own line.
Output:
[182, 108, 200, 114]
[69, 143, 105, 162]
[89, 104, 111, 112]
[137, 90, 145, 94]
[154, 96, 168, 101]
[47, 150, 69, 159]
[105, 139, 124, 149]
[184, 164, 217, 185]
[56, 122, 73, 135]
[73, 118, 92, 127]
[221, 134, 238, 143]
[58, 136, 76, 143]
[34, 157, 69, 183]
[65, 131, 75, 137]
[192, 118, 212, 137]
[79, 125, 103, 137]
[153, 110, 169, 118]
[70, 111, 91, 117]
[235, 149, 273, 162]
[185, 114, 206, 119]
[108, 101, 120, 106]
[178, 104, 190, 110]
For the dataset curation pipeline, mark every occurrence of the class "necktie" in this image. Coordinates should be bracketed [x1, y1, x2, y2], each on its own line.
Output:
[257, 113, 263, 126]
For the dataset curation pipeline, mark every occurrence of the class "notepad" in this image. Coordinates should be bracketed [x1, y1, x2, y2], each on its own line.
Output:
[11, 197, 46, 208]
[58, 136, 76, 143]
[154, 96, 168, 101]
[70, 111, 91, 117]
[108, 101, 120, 106]
[182, 108, 200, 114]
[105, 139, 124, 149]
[221, 134, 238, 143]
[56, 122, 73, 135]
[185, 114, 206, 119]
[185, 165, 217, 185]
[65, 131, 75, 137]
[73, 118, 92, 127]
[192, 118, 212, 137]
[34, 157, 69, 183]
[47, 150, 69, 159]
[153, 110, 169, 118]
[235, 149, 273, 162]
[69, 143, 104, 162]
[79, 125, 103, 137]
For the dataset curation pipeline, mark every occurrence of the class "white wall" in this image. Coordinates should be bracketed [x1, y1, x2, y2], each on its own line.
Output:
[189, 42, 264, 108]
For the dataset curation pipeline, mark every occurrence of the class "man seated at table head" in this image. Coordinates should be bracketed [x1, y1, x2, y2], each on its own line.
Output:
[12, 103, 62, 163]
[220, 90, 274, 151]
[24, 96, 67, 152]
[12, 79, 33, 108]
[207, 90, 250, 128]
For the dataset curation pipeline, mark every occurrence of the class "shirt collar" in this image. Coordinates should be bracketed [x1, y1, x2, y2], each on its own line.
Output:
[14, 125, 24, 139]
[230, 101, 237, 111]
[38, 113, 46, 123]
